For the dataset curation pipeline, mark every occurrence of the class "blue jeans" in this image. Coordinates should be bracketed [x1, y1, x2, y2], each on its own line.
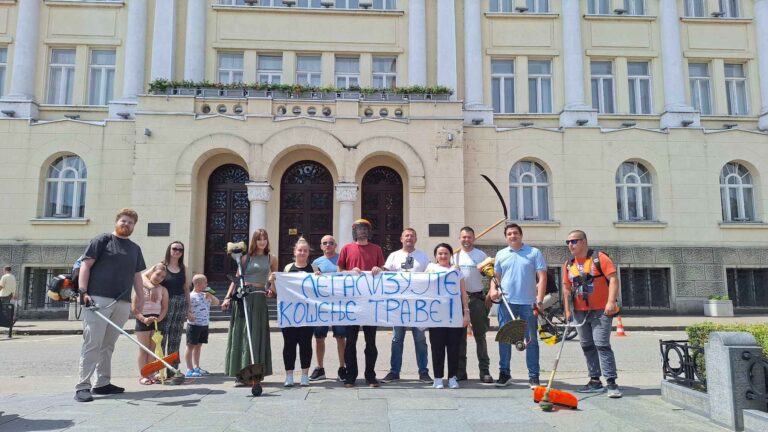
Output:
[390, 326, 429, 375]
[497, 302, 539, 378]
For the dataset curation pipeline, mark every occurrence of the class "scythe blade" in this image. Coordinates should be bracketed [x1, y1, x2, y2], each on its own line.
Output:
[481, 174, 509, 220]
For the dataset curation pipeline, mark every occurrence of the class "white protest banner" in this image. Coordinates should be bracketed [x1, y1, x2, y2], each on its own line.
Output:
[274, 271, 463, 328]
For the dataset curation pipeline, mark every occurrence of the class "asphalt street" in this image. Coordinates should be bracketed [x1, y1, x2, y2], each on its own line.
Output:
[0, 329, 725, 431]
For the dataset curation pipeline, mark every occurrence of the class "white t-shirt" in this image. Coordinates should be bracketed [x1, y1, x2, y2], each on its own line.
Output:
[425, 262, 463, 279]
[452, 248, 487, 293]
[384, 249, 429, 272]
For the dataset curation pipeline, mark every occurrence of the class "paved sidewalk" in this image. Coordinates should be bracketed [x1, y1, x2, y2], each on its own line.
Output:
[3, 314, 766, 336]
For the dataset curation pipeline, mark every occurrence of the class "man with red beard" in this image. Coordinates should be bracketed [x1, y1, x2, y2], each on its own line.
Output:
[75, 209, 146, 402]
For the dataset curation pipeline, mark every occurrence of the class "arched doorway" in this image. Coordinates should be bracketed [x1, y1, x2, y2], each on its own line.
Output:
[204, 164, 250, 282]
[278, 160, 334, 269]
[362, 166, 404, 259]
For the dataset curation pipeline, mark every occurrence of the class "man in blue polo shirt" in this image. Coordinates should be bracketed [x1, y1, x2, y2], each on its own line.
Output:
[488, 223, 547, 389]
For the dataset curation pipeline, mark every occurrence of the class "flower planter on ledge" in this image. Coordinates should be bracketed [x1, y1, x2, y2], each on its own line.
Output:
[703, 300, 734, 317]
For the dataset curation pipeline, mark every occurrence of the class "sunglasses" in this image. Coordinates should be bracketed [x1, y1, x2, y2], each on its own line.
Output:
[565, 239, 582, 246]
[321, 241, 335, 246]
[171, 247, 184, 252]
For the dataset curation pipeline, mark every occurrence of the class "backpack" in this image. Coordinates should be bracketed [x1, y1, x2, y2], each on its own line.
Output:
[46, 256, 84, 302]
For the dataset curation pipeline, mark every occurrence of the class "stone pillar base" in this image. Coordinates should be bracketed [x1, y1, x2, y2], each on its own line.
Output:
[759, 112, 768, 131]
[463, 105, 494, 126]
[108, 100, 138, 120]
[559, 108, 598, 127]
[660, 110, 701, 129]
[0, 98, 39, 119]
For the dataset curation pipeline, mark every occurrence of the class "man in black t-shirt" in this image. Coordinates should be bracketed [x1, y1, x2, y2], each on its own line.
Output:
[75, 209, 146, 403]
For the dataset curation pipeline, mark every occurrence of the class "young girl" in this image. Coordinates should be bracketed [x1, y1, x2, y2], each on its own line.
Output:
[185, 274, 220, 378]
[134, 262, 170, 385]
[278, 237, 316, 387]
[426, 243, 470, 389]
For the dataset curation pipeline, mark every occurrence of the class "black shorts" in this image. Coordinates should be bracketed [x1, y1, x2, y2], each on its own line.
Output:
[135, 314, 160, 332]
[186, 324, 209, 345]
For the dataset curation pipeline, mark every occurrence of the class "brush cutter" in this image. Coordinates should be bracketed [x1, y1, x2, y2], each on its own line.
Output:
[86, 302, 185, 385]
[227, 241, 266, 397]
[478, 259, 528, 351]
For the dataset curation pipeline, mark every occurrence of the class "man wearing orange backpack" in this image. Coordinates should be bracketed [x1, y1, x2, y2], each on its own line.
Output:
[562, 230, 622, 399]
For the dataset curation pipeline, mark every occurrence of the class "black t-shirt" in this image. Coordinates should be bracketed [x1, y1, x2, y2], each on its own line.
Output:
[163, 267, 186, 297]
[287, 263, 314, 273]
[84, 233, 146, 301]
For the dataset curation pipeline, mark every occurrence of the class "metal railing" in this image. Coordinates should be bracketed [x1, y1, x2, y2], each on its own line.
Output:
[659, 339, 707, 390]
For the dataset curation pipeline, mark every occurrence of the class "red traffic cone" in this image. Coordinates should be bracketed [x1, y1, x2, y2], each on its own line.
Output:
[615, 316, 627, 337]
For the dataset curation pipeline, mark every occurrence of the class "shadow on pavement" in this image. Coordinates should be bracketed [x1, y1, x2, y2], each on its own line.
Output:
[0, 412, 75, 432]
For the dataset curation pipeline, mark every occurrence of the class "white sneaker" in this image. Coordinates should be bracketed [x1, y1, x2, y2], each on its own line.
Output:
[448, 376, 459, 389]
[300, 374, 310, 386]
[433, 378, 444, 389]
[284, 374, 294, 387]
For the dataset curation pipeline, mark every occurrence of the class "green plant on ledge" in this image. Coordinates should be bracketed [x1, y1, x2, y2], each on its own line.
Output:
[707, 294, 730, 301]
[146, 79, 454, 96]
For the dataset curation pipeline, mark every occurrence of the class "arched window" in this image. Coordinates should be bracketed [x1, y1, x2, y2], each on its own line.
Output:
[509, 160, 549, 220]
[720, 162, 755, 222]
[615, 161, 654, 221]
[45, 155, 87, 218]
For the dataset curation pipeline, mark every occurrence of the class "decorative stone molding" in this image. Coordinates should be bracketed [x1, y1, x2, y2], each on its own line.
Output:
[246, 181, 272, 202]
[335, 183, 358, 202]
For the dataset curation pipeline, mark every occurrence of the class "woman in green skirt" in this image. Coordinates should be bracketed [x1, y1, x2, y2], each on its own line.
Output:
[221, 228, 277, 386]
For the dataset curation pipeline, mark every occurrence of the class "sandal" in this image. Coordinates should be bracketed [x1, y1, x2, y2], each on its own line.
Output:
[139, 377, 153, 385]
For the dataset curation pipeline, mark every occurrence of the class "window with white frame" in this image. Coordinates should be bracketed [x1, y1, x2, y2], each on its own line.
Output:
[725, 63, 748, 115]
[689, 62, 712, 115]
[257, 55, 282, 84]
[615, 161, 654, 221]
[296, 55, 321, 86]
[335, 0, 360, 8]
[491, 59, 514, 114]
[684, 0, 706, 17]
[44, 155, 87, 219]
[370, 0, 396, 9]
[219, 0, 246, 5]
[372, 56, 396, 89]
[719, 0, 740, 17]
[218, 52, 244, 84]
[624, 0, 645, 15]
[588, 0, 610, 14]
[87, 49, 115, 106]
[720, 162, 755, 222]
[628, 61, 652, 114]
[526, 0, 549, 12]
[591, 61, 615, 113]
[46, 49, 76, 105]
[335, 0, 396, 9]
[490, 0, 513, 12]
[335, 57, 360, 88]
[297, 0, 322, 7]
[509, 160, 549, 221]
[0, 48, 6, 97]
[528, 60, 552, 113]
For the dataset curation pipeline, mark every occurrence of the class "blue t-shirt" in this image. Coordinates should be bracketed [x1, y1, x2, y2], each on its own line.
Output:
[493, 244, 547, 305]
[312, 254, 339, 273]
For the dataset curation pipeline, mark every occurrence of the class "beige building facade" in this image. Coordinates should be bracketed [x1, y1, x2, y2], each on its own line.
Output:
[0, 0, 766, 317]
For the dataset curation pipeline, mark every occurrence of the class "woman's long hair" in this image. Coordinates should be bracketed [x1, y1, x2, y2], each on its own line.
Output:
[146, 262, 167, 302]
[248, 229, 270, 256]
[163, 241, 186, 273]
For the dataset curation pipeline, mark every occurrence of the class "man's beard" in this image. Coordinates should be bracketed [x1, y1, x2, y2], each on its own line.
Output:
[115, 225, 133, 237]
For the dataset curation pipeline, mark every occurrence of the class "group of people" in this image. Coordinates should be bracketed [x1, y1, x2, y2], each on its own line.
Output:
[72, 208, 623, 402]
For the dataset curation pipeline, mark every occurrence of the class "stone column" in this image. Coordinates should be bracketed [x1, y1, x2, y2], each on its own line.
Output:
[150, 0, 177, 80]
[0, 0, 41, 118]
[335, 183, 358, 248]
[659, 0, 699, 128]
[463, 0, 493, 125]
[559, 0, 597, 127]
[246, 182, 272, 239]
[437, 0, 458, 100]
[184, 0, 206, 82]
[109, 0, 149, 118]
[755, 0, 768, 130]
[408, 0, 426, 86]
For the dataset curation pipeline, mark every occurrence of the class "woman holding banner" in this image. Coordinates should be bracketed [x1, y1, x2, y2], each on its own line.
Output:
[221, 229, 276, 386]
[278, 237, 316, 387]
[425, 243, 470, 389]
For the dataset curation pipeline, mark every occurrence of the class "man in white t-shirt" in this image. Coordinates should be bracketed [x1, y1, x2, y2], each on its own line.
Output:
[381, 228, 433, 384]
[452, 226, 494, 384]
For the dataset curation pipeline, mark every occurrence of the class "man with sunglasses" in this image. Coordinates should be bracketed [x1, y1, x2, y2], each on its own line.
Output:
[562, 230, 622, 398]
[309, 235, 347, 382]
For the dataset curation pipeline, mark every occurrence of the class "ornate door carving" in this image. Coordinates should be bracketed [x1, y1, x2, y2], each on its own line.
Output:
[278, 161, 334, 270]
[204, 164, 250, 282]
[362, 166, 404, 260]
